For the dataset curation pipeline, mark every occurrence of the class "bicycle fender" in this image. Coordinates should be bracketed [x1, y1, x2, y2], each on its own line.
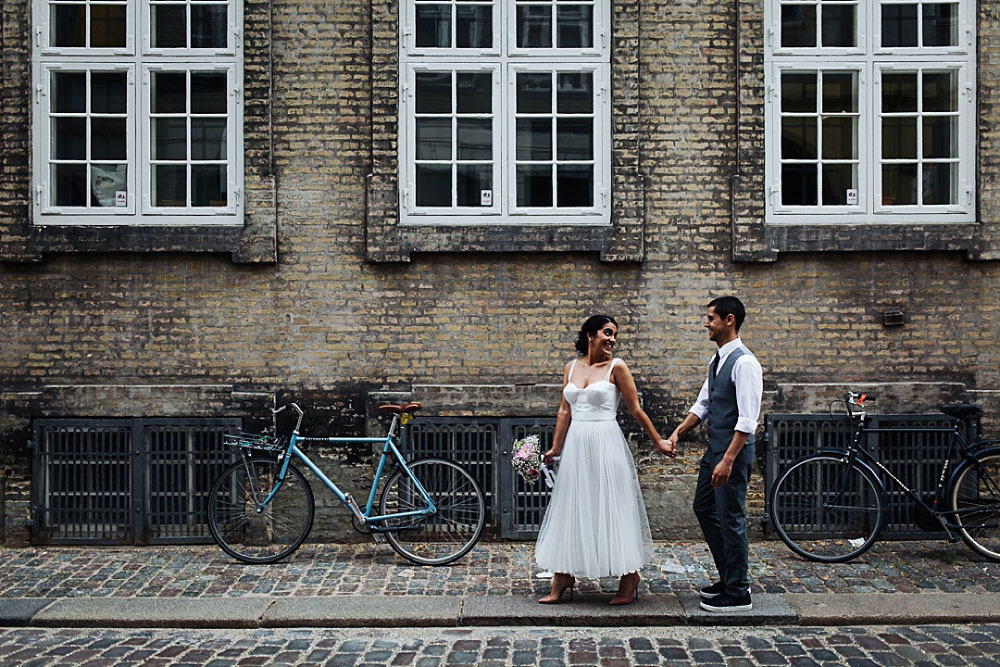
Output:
[948, 445, 1000, 489]
[969, 440, 1000, 455]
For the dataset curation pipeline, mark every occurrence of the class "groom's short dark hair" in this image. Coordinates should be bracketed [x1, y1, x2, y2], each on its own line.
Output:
[708, 296, 746, 332]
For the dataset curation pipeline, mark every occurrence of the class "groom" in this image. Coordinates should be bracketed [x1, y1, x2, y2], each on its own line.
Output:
[664, 296, 762, 612]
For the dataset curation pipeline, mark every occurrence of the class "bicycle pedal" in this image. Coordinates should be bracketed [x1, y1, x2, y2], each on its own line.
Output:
[371, 533, 385, 544]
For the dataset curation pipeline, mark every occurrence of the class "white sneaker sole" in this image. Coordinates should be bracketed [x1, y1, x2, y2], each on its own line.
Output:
[699, 600, 752, 612]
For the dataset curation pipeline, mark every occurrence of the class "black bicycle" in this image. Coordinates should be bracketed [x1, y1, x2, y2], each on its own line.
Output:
[769, 391, 1000, 563]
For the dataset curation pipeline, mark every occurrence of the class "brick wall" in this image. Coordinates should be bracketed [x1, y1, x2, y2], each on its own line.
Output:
[2, 0, 999, 544]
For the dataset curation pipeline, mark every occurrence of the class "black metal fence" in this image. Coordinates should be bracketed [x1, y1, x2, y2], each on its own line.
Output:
[31, 418, 239, 544]
[764, 413, 978, 539]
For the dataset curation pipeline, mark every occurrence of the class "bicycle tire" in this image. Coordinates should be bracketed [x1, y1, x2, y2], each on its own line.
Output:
[769, 453, 886, 563]
[207, 458, 314, 564]
[948, 446, 1000, 562]
[379, 458, 485, 566]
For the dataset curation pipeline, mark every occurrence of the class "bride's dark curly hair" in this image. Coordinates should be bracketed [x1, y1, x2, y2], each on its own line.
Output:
[575, 315, 618, 355]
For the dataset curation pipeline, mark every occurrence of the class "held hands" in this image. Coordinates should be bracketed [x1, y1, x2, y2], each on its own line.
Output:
[656, 437, 676, 458]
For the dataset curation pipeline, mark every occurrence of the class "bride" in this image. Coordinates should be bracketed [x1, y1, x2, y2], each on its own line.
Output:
[534, 315, 673, 605]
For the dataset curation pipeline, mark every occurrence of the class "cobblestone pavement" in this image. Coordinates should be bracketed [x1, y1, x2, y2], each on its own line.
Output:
[1, 624, 999, 666]
[1, 540, 998, 599]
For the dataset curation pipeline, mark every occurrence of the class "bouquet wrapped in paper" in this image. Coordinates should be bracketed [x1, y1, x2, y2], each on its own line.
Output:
[511, 434, 556, 488]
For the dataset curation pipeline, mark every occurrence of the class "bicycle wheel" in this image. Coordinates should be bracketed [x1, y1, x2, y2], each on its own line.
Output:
[379, 458, 485, 566]
[769, 453, 886, 562]
[948, 447, 1000, 562]
[207, 458, 314, 564]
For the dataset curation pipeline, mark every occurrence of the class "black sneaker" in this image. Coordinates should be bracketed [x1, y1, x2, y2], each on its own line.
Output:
[699, 581, 726, 599]
[700, 592, 752, 612]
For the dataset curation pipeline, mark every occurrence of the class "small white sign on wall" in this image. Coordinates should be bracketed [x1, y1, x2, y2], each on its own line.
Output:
[846, 189, 857, 205]
[480, 190, 493, 207]
[115, 191, 127, 207]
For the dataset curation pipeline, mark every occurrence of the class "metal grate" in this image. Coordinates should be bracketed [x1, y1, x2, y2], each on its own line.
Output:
[402, 417, 559, 538]
[765, 413, 978, 539]
[32, 418, 239, 545]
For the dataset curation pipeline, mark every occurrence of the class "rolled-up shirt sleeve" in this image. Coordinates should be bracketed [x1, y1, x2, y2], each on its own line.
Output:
[733, 354, 763, 435]
[689, 376, 710, 421]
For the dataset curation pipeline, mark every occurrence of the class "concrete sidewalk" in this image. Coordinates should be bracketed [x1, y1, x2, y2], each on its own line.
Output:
[1, 540, 998, 628]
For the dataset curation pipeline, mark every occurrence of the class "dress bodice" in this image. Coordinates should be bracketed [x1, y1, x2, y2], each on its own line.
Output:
[563, 359, 621, 422]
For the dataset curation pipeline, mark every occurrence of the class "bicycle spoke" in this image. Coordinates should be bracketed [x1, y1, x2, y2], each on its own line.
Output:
[950, 449, 1000, 561]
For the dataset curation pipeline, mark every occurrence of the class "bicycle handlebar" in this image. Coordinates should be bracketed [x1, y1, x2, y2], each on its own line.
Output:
[845, 391, 867, 420]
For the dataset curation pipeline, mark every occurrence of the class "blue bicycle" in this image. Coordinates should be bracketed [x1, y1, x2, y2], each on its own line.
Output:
[207, 402, 485, 565]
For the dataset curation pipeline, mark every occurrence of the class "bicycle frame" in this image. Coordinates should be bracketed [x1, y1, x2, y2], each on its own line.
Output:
[244, 403, 437, 531]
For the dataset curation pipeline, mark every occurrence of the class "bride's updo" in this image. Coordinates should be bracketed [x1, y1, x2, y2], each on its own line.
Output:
[575, 315, 618, 355]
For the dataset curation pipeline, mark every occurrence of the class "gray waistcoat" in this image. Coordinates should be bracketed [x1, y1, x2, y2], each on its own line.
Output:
[706, 347, 755, 454]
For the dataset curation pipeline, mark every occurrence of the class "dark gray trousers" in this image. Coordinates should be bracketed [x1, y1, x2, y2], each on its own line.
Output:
[692, 443, 754, 598]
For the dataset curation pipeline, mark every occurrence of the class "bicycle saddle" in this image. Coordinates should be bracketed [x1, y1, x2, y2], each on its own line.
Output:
[378, 402, 422, 414]
[939, 404, 982, 418]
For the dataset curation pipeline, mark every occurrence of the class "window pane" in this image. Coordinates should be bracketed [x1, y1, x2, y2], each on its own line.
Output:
[53, 117, 87, 159]
[456, 72, 491, 113]
[517, 73, 551, 113]
[517, 165, 553, 206]
[556, 73, 593, 114]
[457, 165, 492, 206]
[882, 117, 917, 159]
[556, 5, 593, 48]
[822, 72, 857, 113]
[456, 4, 492, 48]
[152, 4, 187, 48]
[192, 164, 227, 206]
[923, 162, 956, 204]
[416, 4, 451, 47]
[821, 163, 857, 204]
[517, 5, 552, 48]
[822, 116, 856, 159]
[781, 164, 818, 205]
[516, 119, 552, 160]
[457, 119, 492, 160]
[152, 72, 187, 113]
[91, 164, 127, 207]
[415, 72, 451, 113]
[91, 73, 127, 114]
[53, 164, 88, 206]
[153, 118, 188, 160]
[191, 73, 227, 113]
[781, 5, 816, 47]
[882, 72, 917, 112]
[557, 165, 593, 206]
[923, 71, 956, 112]
[52, 4, 86, 47]
[923, 2, 958, 47]
[882, 163, 918, 205]
[781, 72, 817, 113]
[90, 4, 127, 48]
[781, 118, 817, 159]
[416, 164, 452, 206]
[882, 4, 918, 47]
[923, 116, 957, 158]
[192, 118, 227, 160]
[556, 118, 593, 160]
[820, 3, 855, 47]
[154, 164, 188, 206]
[191, 4, 228, 48]
[52, 72, 87, 113]
[416, 118, 452, 160]
[91, 118, 127, 160]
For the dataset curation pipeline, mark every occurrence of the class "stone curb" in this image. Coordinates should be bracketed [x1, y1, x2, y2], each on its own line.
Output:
[1, 593, 995, 629]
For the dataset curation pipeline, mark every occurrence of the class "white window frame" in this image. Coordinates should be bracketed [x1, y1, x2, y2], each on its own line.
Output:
[399, 0, 611, 226]
[764, 0, 975, 225]
[31, 0, 243, 226]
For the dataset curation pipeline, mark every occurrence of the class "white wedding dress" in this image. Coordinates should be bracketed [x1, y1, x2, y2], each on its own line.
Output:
[534, 358, 655, 578]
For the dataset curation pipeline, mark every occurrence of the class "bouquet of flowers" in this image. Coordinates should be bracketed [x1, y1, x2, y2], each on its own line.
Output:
[512, 434, 556, 487]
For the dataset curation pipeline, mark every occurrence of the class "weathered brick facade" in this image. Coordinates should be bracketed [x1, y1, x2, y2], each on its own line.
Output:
[2, 0, 999, 545]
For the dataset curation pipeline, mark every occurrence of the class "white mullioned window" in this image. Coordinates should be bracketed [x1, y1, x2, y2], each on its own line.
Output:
[765, 0, 975, 223]
[31, 0, 243, 225]
[400, 0, 611, 225]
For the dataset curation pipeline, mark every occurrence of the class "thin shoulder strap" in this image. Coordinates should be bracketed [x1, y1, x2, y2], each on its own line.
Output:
[604, 358, 619, 382]
[568, 358, 578, 384]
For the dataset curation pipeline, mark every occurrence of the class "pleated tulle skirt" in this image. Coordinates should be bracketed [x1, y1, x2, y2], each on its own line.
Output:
[534, 419, 655, 579]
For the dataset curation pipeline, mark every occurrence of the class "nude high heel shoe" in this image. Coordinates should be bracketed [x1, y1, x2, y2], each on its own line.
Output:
[609, 572, 640, 605]
[538, 573, 576, 604]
